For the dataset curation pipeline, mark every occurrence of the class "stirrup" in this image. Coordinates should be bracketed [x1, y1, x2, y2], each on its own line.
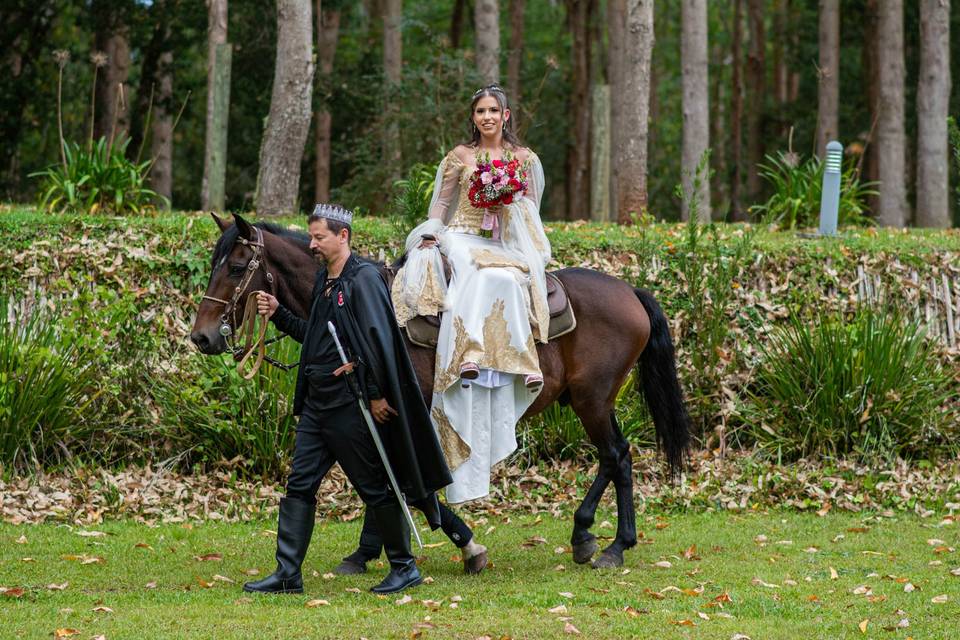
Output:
[524, 374, 543, 393]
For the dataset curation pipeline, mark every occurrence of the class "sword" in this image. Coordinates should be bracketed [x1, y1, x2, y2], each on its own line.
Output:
[327, 321, 423, 550]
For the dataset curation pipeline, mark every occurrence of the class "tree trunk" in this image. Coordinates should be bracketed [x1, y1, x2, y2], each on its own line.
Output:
[566, 0, 595, 220]
[255, 0, 315, 216]
[730, 0, 745, 220]
[450, 0, 466, 48]
[875, 0, 908, 227]
[314, 2, 341, 205]
[862, 0, 880, 213]
[202, 0, 229, 210]
[506, 0, 525, 124]
[92, 2, 131, 143]
[744, 0, 765, 204]
[613, 0, 654, 224]
[475, 0, 500, 83]
[815, 0, 839, 158]
[681, 0, 710, 222]
[383, 0, 402, 174]
[150, 48, 174, 206]
[710, 36, 728, 218]
[916, 0, 951, 228]
[607, 0, 625, 216]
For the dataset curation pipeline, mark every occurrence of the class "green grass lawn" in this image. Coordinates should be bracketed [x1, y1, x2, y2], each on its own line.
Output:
[3, 509, 960, 639]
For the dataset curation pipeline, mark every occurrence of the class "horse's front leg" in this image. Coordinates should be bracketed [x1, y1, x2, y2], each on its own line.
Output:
[571, 471, 609, 564]
[591, 412, 637, 569]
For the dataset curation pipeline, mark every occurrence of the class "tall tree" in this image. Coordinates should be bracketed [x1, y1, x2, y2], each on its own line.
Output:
[916, 0, 952, 228]
[815, 0, 839, 157]
[450, 0, 466, 49]
[149, 47, 174, 206]
[862, 0, 880, 212]
[566, 0, 595, 219]
[613, 0, 654, 224]
[201, 0, 229, 211]
[475, 0, 500, 83]
[314, 0, 341, 204]
[729, 0, 745, 220]
[92, 0, 132, 142]
[744, 0, 765, 203]
[255, 0, 315, 215]
[506, 0, 525, 124]
[383, 0, 402, 173]
[607, 0, 625, 215]
[680, 0, 710, 222]
[875, 0, 908, 227]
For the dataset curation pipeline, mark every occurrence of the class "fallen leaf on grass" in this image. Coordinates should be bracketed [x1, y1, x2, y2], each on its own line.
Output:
[213, 575, 234, 583]
[54, 630, 80, 638]
[623, 606, 645, 617]
[134, 543, 153, 551]
[522, 536, 548, 547]
[423, 542, 447, 549]
[751, 577, 779, 589]
[2, 587, 26, 598]
[345, 588, 361, 594]
[193, 553, 222, 562]
[421, 599, 442, 610]
[653, 560, 672, 569]
[904, 582, 916, 592]
[931, 594, 949, 604]
[46, 583, 69, 591]
[803, 547, 819, 553]
[321, 573, 336, 580]
[927, 539, 946, 546]
[683, 544, 700, 560]
[697, 612, 710, 621]
[847, 527, 869, 534]
[395, 594, 413, 605]
[563, 622, 581, 635]
[852, 585, 873, 596]
[92, 606, 113, 613]
[422, 577, 434, 584]
[829, 567, 839, 580]
[15, 535, 27, 544]
[951, 567, 960, 576]
[807, 595, 819, 602]
[61, 555, 105, 565]
[866, 595, 887, 603]
[242, 569, 260, 576]
[558, 592, 574, 599]
[670, 619, 696, 626]
[144, 582, 157, 589]
[643, 588, 665, 600]
[548, 604, 568, 614]
[731, 634, 751, 640]
[450, 595, 463, 603]
[714, 593, 733, 603]
[882, 619, 910, 631]
[858, 619, 868, 633]
[196, 578, 215, 588]
[305, 599, 330, 607]
[77, 530, 108, 538]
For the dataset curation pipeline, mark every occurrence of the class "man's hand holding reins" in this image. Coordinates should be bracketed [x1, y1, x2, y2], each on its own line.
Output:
[256, 291, 278, 318]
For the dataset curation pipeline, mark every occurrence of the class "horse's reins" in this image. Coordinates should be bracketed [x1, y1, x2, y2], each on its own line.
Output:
[201, 227, 295, 379]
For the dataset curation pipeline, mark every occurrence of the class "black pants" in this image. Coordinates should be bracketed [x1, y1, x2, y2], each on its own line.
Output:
[286, 402, 393, 509]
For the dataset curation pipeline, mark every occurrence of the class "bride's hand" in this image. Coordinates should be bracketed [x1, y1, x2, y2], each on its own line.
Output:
[418, 235, 438, 250]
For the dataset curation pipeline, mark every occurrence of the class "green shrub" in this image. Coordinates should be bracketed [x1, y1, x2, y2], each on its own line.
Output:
[742, 305, 957, 461]
[0, 298, 100, 472]
[151, 338, 301, 478]
[30, 137, 165, 215]
[750, 151, 876, 228]
[391, 162, 437, 236]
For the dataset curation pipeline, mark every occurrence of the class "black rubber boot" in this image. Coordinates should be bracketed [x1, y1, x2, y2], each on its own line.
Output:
[369, 503, 422, 595]
[243, 497, 315, 594]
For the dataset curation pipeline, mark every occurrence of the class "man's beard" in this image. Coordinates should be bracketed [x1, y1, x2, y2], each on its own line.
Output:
[312, 250, 327, 264]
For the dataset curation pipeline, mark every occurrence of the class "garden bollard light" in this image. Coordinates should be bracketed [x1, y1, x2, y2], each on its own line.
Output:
[818, 140, 843, 237]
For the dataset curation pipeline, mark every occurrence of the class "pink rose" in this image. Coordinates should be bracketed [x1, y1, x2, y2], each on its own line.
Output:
[481, 171, 493, 185]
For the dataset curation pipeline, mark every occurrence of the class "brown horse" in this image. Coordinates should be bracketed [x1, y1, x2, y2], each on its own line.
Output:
[191, 214, 690, 569]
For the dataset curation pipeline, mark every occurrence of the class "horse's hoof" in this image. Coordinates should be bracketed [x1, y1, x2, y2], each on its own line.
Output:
[571, 538, 599, 564]
[463, 550, 488, 575]
[591, 549, 623, 569]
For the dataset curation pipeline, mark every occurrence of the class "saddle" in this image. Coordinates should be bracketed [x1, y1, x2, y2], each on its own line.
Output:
[404, 267, 577, 349]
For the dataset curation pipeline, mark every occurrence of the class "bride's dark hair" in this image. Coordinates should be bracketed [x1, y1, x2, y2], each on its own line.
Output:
[465, 84, 522, 148]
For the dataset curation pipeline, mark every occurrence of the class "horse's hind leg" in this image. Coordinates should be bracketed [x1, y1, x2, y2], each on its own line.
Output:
[591, 411, 636, 569]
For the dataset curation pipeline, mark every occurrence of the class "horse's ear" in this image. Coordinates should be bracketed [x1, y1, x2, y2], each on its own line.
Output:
[233, 214, 253, 240]
[210, 212, 229, 232]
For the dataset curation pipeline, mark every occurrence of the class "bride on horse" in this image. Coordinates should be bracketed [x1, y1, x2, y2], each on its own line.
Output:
[394, 84, 551, 504]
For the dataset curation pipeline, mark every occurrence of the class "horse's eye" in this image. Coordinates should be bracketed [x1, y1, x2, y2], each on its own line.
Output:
[228, 263, 245, 275]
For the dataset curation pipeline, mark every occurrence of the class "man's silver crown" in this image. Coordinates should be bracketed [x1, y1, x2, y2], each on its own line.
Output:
[312, 204, 353, 226]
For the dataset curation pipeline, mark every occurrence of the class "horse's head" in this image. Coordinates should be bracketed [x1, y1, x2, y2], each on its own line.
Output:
[190, 213, 279, 355]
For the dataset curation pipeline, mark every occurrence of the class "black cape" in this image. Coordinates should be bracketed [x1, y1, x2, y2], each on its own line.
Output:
[273, 254, 452, 522]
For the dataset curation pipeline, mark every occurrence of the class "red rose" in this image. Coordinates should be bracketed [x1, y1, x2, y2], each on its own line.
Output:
[502, 194, 513, 204]
[493, 159, 504, 169]
[509, 178, 521, 191]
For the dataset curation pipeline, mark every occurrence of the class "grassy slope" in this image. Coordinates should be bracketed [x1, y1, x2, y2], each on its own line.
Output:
[3, 510, 960, 639]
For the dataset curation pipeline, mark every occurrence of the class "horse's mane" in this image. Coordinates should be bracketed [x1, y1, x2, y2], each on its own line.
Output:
[211, 221, 311, 267]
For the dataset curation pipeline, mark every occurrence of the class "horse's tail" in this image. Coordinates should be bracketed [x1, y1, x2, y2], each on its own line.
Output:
[634, 288, 690, 477]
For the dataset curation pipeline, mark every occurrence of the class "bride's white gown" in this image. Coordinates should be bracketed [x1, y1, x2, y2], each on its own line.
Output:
[393, 148, 551, 503]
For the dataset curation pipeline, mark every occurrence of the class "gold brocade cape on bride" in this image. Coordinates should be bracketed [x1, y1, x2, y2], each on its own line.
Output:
[392, 148, 551, 504]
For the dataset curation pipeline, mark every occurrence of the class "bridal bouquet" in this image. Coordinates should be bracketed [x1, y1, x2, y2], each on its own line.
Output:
[468, 152, 528, 239]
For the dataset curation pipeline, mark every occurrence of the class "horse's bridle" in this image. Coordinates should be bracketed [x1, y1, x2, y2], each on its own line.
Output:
[202, 226, 274, 342]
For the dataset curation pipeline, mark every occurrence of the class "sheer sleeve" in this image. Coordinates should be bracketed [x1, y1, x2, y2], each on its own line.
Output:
[428, 150, 463, 221]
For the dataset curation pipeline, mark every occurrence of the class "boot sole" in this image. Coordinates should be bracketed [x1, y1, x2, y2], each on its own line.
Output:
[242, 585, 304, 594]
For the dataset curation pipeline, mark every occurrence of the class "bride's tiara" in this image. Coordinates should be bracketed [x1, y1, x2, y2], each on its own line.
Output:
[473, 84, 505, 98]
